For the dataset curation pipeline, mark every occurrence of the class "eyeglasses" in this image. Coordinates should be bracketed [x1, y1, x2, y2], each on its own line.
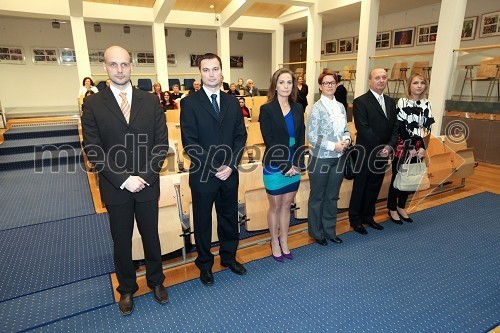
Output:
[322, 81, 336, 87]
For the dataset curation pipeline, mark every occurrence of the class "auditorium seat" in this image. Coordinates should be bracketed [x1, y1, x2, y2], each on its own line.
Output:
[238, 162, 268, 231]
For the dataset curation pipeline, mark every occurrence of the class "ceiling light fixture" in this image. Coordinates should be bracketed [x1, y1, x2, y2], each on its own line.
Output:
[123, 25, 130, 34]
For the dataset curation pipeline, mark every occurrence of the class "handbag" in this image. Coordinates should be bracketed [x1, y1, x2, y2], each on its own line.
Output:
[343, 144, 358, 180]
[394, 156, 430, 191]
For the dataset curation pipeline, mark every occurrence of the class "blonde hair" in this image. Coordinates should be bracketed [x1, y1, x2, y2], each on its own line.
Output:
[405, 73, 428, 99]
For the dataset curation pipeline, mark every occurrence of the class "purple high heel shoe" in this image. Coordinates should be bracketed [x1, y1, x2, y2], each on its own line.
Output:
[278, 239, 293, 260]
[270, 241, 284, 262]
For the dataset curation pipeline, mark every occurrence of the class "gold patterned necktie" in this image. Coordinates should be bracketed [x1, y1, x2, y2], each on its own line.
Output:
[119, 92, 130, 123]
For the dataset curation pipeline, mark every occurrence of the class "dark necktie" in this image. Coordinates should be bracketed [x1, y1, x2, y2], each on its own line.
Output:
[211, 94, 220, 117]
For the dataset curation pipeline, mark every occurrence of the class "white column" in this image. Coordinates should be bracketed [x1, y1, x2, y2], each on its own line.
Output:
[69, 16, 91, 81]
[305, 3, 321, 111]
[152, 22, 168, 88]
[355, 0, 379, 97]
[272, 23, 284, 72]
[428, 0, 467, 135]
[217, 26, 231, 84]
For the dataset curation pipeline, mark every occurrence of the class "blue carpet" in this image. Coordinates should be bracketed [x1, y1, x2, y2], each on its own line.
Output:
[0, 163, 95, 230]
[27, 192, 500, 332]
[3, 125, 78, 140]
[1, 275, 113, 333]
[0, 148, 83, 172]
[0, 213, 114, 302]
[0, 135, 80, 155]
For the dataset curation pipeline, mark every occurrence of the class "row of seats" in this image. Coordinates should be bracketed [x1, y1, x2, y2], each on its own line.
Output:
[136, 78, 198, 92]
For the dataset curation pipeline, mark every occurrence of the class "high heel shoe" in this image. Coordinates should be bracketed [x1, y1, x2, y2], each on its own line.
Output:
[397, 211, 413, 223]
[270, 242, 284, 262]
[388, 211, 403, 225]
[278, 239, 293, 260]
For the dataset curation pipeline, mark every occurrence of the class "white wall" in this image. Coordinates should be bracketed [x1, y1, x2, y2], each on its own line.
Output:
[0, 18, 273, 109]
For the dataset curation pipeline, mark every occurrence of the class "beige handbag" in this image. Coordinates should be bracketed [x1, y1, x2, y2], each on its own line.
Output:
[394, 156, 430, 192]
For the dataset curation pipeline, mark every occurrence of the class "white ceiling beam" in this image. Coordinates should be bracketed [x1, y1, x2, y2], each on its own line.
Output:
[220, 0, 256, 28]
[0, 0, 70, 19]
[279, 6, 308, 23]
[83, 1, 153, 25]
[68, 0, 83, 17]
[317, 0, 361, 14]
[231, 16, 280, 32]
[153, 0, 176, 23]
[259, 0, 316, 6]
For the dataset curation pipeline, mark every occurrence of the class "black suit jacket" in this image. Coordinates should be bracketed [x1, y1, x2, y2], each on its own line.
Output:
[180, 90, 247, 192]
[353, 91, 399, 152]
[259, 99, 306, 173]
[82, 87, 169, 205]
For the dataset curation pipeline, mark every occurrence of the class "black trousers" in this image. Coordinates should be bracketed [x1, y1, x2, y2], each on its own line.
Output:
[387, 156, 413, 211]
[106, 196, 164, 295]
[349, 150, 389, 227]
[191, 183, 239, 271]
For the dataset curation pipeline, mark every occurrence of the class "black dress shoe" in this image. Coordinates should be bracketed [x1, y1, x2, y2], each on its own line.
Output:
[221, 261, 247, 275]
[388, 211, 403, 225]
[200, 270, 214, 286]
[366, 220, 384, 230]
[118, 293, 134, 316]
[316, 238, 328, 246]
[398, 212, 413, 223]
[152, 284, 169, 304]
[330, 237, 343, 244]
[353, 225, 368, 235]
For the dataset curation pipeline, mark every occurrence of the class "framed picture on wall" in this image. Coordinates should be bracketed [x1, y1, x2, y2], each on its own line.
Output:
[479, 11, 500, 38]
[354, 36, 359, 53]
[393, 28, 415, 48]
[89, 50, 105, 64]
[60, 48, 76, 65]
[32, 48, 59, 64]
[461, 16, 477, 40]
[416, 23, 438, 45]
[324, 40, 338, 55]
[339, 37, 353, 54]
[167, 53, 177, 67]
[135, 51, 155, 66]
[375, 31, 391, 49]
[0, 46, 25, 64]
[230, 56, 244, 68]
[190, 54, 204, 67]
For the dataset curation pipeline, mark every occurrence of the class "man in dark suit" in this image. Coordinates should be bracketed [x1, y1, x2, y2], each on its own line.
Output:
[82, 45, 169, 316]
[180, 53, 248, 286]
[349, 68, 399, 235]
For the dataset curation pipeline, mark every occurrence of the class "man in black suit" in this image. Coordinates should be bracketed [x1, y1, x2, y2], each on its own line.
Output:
[349, 68, 399, 235]
[82, 45, 169, 316]
[180, 53, 248, 286]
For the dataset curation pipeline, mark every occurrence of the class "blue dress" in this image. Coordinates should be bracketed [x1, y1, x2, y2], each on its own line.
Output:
[263, 110, 301, 195]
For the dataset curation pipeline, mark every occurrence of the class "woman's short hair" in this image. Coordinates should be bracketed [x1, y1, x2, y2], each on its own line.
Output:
[317, 70, 338, 87]
[82, 77, 94, 86]
[405, 73, 428, 99]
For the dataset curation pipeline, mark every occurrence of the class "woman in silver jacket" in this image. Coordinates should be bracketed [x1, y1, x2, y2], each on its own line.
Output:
[306, 70, 351, 246]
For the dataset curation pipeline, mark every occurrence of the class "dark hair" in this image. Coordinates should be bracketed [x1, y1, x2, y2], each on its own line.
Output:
[82, 77, 94, 86]
[238, 97, 245, 103]
[84, 90, 94, 97]
[317, 70, 338, 87]
[198, 53, 222, 70]
[265, 68, 298, 104]
[164, 90, 174, 105]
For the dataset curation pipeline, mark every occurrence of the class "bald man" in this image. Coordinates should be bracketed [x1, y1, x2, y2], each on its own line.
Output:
[82, 45, 169, 316]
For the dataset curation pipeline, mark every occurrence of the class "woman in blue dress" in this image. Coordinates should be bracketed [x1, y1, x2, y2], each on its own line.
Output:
[259, 68, 306, 262]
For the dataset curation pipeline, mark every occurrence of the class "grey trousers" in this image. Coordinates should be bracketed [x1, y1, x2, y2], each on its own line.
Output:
[307, 155, 345, 240]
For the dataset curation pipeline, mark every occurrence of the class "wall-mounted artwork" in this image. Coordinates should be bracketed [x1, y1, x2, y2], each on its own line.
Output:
[0, 46, 25, 64]
[60, 48, 76, 65]
[230, 56, 244, 68]
[393, 28, 415, 48]
[416, 23, 438, 45]
[461, 16, 477, 40]
[167, 53, 177, 67]
[89, 50, 105, 64]
[376, 31, 391, 49]
[135, 51, 155, 66]
[324, 40, 338, 55]
[339, 38, 353, 54]
[354, 36, 359, 53]
[479, 11, 500, 38]
[32, 48, 59, 64]
[190, 54, 204, 67]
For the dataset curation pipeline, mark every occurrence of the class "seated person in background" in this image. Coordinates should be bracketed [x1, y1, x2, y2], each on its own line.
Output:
[188, 81, 201, 95]
[239, 97, 251, 118]
[164, 90, 175, 111]
[84, 90, 95, 98]
[151, 82, 167, 110]
[244, 79, 260, 96]
[171, 84, 185, 100]
[227, 83, 239, 96]
[334, 74, 348, 111]
[236, 78, 245, 91]
[79, 77, 99, 96]
[220, 76, 230, 90]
